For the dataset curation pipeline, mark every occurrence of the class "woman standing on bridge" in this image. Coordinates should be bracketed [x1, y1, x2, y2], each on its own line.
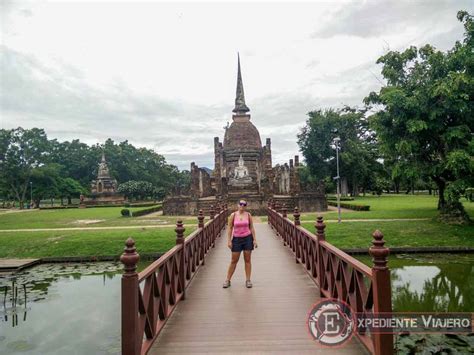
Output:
[223, 199, 258, 288]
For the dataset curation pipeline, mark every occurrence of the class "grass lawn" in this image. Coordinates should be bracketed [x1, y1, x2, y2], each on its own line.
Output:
[0, 226, 197, 258]
[301, 194, 474, 220]
[301, 220, 474, 249]
[266, 194, 474, 249]
[0, 206, 206, 230]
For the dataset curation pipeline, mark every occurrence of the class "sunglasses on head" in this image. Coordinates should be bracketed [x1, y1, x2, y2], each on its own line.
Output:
[239, 202, 247, 206]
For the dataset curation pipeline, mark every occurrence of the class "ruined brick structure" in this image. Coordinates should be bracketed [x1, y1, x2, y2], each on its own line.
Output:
[163, 55, 326, 215]
[84, 153, 125, 206]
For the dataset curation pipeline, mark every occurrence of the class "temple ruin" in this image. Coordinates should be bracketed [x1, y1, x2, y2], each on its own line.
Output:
[163, 55, 326, 215]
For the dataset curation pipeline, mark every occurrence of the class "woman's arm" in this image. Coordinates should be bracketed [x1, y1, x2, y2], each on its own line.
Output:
[249, 213, 258, 247]
[227, 213, 234, 248]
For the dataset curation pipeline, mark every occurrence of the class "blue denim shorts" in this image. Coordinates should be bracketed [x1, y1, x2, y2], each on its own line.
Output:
[231, 234, 254, 252]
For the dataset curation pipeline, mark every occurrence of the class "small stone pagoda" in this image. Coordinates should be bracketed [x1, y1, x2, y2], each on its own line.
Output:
[84, 153, 125, 205]
[163, 55, 326, 215]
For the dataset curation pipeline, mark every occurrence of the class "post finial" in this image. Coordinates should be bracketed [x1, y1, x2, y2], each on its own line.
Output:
[175, 220, 185, 244]
[282, 203, 287, 218]
[293, 207, 301, 226]
[209, 205, 215, 219]
[315, 215, 326, 241]
[369, 230, 389, 270]
[120, 237, 140, 274]
[198, 209, 204, 228]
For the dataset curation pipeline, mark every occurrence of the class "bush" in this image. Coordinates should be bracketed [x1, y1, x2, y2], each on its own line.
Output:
[131, 205, 162, 217]
[327, 201, 370, 211]
[326, 196, 354, 201]
[121, 208, 131, 217]
[129, 201, 159, 207]
[39, 205, 79, 210]
[465, 188, 474, 202]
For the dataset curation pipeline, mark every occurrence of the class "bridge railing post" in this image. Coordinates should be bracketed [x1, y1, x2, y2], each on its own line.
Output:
[198, 210, 205, 265]
[209, 205, 216, 248]
[293, 207, 300, 264]
[315, 216, 325, 297]
[369, 230, 393, 355]
[175, 220, 186, 300]
[281, 204, 288, 245]
[121, 238, 140, 355]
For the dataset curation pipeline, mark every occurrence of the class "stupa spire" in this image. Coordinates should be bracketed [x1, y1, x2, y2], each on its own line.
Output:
[232, 53, 250, 115]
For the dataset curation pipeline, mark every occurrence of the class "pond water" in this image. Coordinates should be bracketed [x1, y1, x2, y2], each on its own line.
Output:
[356, 253, 474, 312]
[1, 255, 473, 354]
[356, 253, 474, 354]
[0, 261, 149, 355]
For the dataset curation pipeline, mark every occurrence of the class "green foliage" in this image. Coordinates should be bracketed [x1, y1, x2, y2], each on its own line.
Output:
[297, 106, 381, 195]
[466, 188, 474, 202]
[327, 201, 370, 211]
[117, 180, 154, 200]
[365, 11, 474, 222]
[0, 128, 50, 208]
[0, 127, 185, 206]
[130, 205, 162, 217]
[121, 208, 131, 217]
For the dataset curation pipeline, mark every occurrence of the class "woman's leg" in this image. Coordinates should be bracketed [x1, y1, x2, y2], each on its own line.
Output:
[226, 251, 241, 281]
[243, 250, 252, 281]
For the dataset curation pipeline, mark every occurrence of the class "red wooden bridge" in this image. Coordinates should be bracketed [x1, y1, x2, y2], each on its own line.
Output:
[120, 203, 393, 355]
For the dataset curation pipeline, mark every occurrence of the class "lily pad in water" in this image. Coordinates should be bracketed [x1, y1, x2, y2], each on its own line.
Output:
[7, 340, 35, 352]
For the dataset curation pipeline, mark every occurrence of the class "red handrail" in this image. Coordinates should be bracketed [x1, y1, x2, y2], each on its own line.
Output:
[267, 202, 393, 355]
[120, 204, 230, 355]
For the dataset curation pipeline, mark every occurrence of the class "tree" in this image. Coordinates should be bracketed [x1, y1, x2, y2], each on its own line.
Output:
[117, 180, 154, 201]
[0, 128, 50, 208]
[297, 107, 380, 196]
[365, 11, 474, 222]
[58, 177, 86, 205]
[30, 163, 62, 207]
[49, 139, 98, 187]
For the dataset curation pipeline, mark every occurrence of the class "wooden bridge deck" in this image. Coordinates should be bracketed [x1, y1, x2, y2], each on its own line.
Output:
[150, 223, 368, 354]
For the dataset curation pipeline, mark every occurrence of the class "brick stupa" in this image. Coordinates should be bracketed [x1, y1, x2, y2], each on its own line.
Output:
[163, 55, 326, 215]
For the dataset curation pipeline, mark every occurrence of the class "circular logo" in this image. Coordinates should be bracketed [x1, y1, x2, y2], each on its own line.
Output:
[307, 298, 355, 347]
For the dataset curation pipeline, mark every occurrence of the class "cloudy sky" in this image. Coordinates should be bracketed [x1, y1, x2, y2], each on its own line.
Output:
[1, 0, 472, 170]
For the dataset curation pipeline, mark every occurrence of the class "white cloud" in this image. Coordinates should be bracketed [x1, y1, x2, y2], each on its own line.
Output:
[0, 0, 471, 169]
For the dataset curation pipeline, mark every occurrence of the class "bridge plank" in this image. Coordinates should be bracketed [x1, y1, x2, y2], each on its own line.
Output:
[150, 223, 368, 354]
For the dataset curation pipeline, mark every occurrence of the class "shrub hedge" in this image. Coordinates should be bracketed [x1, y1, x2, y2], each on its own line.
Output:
[131, 205, 163, 217]
[39, 205, 79, 210]
[326, 196, 355, 201]
[327, 201, 370, 211]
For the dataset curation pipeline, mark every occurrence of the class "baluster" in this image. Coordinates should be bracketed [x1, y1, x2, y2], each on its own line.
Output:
[315, 216, 326, 297]
[369, 230, 393, 355]
[293, 207, 300, 264]
[175, 220, 186, 300]
[121, 237, 140, 355]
